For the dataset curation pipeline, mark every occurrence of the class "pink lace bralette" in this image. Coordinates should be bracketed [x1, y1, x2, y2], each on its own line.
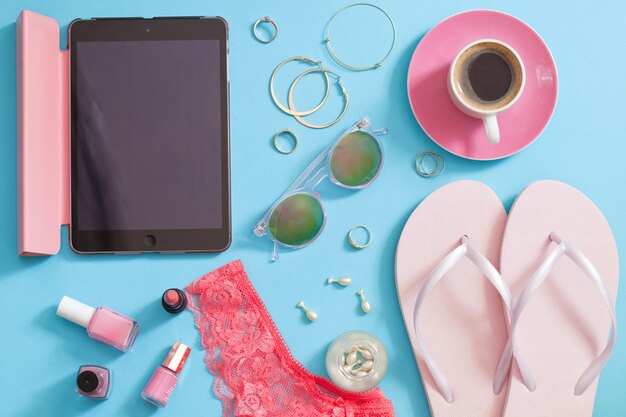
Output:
[185, 260, 395, 417]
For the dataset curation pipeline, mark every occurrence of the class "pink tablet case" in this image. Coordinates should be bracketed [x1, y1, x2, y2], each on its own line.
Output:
[16, 10, 69, 256]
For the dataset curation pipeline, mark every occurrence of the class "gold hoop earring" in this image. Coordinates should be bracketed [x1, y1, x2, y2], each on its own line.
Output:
[288, 68, 349, 129]
[270, 57, 330, 117]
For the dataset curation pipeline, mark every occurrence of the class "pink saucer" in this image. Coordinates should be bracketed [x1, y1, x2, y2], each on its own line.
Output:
[407, 10, 558, 160]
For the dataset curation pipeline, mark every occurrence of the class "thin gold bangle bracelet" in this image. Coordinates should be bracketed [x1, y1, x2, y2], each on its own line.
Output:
[324, 3, 396, 71]
[288, 68, 349, 129]
[270, 57, 330, 117]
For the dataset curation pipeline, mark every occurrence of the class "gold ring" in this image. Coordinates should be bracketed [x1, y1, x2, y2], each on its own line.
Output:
[348, 225, 372, 249]
[415, 151, 446, 177]
[273, 129, 298, 154]
[288, 68, 349, 129]
[270, 57, 330, 116]
[253, 16, 278, 43]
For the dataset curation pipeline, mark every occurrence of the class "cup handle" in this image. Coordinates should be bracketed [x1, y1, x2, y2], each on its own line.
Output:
[483, 115, 500, 145]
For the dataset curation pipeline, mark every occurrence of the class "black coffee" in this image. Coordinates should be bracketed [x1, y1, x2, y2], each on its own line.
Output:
[467, 52, 512, 102]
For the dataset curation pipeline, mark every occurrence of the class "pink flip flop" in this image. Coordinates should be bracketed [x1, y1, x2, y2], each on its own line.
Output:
[395, 181, 511, 416]
[499, 181, 619, 417]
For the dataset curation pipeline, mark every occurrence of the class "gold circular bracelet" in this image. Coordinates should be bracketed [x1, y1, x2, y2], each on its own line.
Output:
[288, 68, 349, 129]
[253, 16, 278, 44]
[270, 57, 330, 117]
[324, 3, 396, 71]
[348, 225, 372, 249]
[273, 129, 298, 154]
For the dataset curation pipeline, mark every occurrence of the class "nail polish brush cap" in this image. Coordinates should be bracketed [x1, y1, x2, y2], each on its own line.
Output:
[162, 341, 191, 374]
[57, 296, 96, 328]
[77, 370, 99, 393]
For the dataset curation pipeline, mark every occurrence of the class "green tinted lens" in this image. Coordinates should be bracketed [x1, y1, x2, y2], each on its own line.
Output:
[269, 193, 324, 247]
[330, 131, 382, 187]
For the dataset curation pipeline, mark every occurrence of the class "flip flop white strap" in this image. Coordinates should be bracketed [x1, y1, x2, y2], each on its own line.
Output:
[502, 232, 617, 396]
[412, 236, 512, 403]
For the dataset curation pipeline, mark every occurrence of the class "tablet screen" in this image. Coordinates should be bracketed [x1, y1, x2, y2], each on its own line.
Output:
[75, 39, 223, 231]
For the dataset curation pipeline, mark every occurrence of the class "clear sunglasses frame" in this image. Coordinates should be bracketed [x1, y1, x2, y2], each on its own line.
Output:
[254, 117, 387, 260]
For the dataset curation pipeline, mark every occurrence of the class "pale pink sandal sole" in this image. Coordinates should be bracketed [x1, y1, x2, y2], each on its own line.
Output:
[395, 180, 509, 417]
[501, 180, 619, 417]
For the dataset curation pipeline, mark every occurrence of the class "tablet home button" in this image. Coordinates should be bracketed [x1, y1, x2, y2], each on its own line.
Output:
[144, 235, 157, 248]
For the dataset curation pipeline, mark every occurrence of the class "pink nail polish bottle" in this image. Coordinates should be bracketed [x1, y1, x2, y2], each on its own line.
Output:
[142, 341, 191, 407]
[77, 365, 112, 399]
[56, 296, 140, 352]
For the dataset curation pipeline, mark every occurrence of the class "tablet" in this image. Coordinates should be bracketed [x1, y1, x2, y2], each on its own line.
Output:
[69, 17, 230, 253]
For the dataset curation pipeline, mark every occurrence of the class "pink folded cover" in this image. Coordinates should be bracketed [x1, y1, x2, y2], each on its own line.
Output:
[16, 10, 69, 256]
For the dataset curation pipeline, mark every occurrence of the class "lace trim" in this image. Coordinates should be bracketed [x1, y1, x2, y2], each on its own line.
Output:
[186, 260, 395, 417]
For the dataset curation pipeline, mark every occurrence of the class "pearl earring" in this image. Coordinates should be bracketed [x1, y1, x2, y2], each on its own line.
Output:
[296, 301, 318, 322]
[357, 290, 371, 313]
[327, 276, 352, 286]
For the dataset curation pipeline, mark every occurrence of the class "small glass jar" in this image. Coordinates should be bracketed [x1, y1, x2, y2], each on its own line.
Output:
[325, 331, 388, 392]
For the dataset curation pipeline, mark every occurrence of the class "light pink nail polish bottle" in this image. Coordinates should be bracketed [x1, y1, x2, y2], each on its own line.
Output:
[56, 296, 140, 352]
[142, 341, 191, 407]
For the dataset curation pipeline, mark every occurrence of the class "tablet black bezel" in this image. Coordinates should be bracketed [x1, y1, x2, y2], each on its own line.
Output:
[69, 17, 230, 253]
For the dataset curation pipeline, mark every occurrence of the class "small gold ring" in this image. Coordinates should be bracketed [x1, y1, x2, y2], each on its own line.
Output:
[253, 16, 278, 44]
[348, 225, 372, 249]
[415, 151, 446, 177]
[288, 68, 349, 129]
[273, 129, 298, 154]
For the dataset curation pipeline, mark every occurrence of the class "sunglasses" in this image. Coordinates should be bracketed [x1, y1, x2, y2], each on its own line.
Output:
[254, 118, 386, 260]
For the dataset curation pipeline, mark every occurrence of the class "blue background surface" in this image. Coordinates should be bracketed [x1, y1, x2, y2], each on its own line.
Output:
[1, 0, 624, 416]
